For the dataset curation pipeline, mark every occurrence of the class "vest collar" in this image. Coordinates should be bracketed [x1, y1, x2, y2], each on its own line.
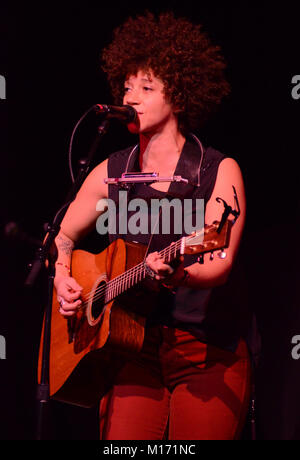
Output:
[126, 134, 205, 199]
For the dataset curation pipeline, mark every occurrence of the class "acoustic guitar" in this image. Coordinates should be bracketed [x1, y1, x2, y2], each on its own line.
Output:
[38, 220, 231, 407]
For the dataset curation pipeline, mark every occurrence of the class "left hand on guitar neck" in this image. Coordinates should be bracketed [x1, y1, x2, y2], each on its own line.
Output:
[145, 252, 187, 288]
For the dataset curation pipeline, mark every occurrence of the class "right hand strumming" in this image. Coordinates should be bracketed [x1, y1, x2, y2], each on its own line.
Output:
[55, 276, 83, 317]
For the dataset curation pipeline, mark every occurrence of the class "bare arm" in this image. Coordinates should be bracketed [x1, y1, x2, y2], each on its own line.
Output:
[184, 157, 246, 287]
[146, 157, 246, 289]
[55, 158, 108, 315]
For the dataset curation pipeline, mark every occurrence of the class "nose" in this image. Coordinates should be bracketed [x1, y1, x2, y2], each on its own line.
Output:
[123, 89, 141, 107]
[124, 98, 140, 108]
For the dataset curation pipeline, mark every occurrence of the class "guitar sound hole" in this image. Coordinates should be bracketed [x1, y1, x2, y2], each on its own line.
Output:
[91, 280, 106, 321]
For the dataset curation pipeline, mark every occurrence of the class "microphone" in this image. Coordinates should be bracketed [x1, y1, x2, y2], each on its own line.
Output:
[94, 104, 137, 123]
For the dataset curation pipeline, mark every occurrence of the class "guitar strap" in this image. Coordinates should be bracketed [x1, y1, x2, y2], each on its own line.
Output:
[120, 133, 207, 258]
[123, 133, 206, 201]
[107, 134, 225, 253]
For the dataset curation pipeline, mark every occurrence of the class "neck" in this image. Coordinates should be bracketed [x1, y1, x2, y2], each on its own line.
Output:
[139, 127, 186, 168]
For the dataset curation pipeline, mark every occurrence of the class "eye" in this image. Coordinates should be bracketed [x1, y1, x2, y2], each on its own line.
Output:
[124, 87, 131, 93]
[143, 86, 153, 91]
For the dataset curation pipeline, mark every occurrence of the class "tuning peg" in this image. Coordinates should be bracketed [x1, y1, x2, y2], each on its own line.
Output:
[197, 254, 204, 264]
[217, 249, 227, 259]
[210, 252, 214, 261]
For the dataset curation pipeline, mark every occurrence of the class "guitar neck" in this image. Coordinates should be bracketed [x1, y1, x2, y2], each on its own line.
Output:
[103, 219, 229, 304]
[105, 237, 183, 303]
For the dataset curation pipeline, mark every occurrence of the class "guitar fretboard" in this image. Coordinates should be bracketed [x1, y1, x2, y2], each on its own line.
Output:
[104, 237, 184, 303]
[79, 222, 225, 314]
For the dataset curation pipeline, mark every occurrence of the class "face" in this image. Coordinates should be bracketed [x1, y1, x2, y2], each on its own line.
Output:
[123, 70, 177, 135]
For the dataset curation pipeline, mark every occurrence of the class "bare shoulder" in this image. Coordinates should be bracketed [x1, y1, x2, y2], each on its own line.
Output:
[86, 158, 108, 184]
[218, 157, 243, 179]
[78, 158, 108, 199]
[211, 157, 244, 196]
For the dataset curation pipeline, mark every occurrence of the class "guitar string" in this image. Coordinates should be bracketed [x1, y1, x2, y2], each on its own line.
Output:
[93, 238, 181, 300]
[79, 227, 210, 311]
[81, 133, 204, 308]
[77, 228, 209, 313]
[84, 238, 182, 304]
[77, 227, 207, 312]
[78, 237, 185, 311]
[78, 240, 182, 310]
[80, 133, 205, 307]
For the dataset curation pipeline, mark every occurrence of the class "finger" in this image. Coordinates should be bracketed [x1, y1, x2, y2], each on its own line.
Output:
[60, 299, 82, 312]
[146, 255, 164, 269]
[57, 295, 65, 306]
[58, 307, 77, 317]
[66, 277, 83, 292]
[65, 291, 82, 302]
[65, 298, 82, 310]
[156, 261, 174, 275]
[146, 260, 174, 277]
[146, 252, 160, 263]
[58, 289, 81, 303]
[58, 297, 78, 317]
[155, 272, 172, 281]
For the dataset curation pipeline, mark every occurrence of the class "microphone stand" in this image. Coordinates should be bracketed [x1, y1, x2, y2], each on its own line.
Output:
[25, 120, 110, 440]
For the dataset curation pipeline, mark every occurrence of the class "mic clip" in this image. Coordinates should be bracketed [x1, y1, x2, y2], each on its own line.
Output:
[104, 172, 189, 188]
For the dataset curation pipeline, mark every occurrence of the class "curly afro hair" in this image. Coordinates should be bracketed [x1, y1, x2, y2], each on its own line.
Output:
[101, 11, 230, 133]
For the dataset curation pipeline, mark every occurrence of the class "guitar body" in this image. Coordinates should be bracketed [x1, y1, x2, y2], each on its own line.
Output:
[38, 239, 154, 407]
[37, 220, 231, 407]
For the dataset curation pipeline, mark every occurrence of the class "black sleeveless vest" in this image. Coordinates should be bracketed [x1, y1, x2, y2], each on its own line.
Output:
[107, 135, 249, 352]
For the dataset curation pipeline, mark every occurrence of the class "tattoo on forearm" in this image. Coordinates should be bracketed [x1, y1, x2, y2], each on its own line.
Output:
[56, 235, 74, 256]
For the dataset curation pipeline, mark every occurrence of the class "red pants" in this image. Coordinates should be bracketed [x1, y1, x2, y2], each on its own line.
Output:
[99, 326, 251, 440]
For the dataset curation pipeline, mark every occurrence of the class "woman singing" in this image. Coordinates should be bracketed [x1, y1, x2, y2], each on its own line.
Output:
[54, 11, 251, 440]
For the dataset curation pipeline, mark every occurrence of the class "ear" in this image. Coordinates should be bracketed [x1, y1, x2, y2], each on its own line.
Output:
[173, 108, 182, 115]
[172, 103, 184, 115]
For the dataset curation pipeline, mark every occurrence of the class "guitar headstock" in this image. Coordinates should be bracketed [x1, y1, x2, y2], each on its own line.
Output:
[184, 220, 232, 256]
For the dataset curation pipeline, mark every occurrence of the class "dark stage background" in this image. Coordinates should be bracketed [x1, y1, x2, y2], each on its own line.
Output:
[1, 1, 300, 440]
